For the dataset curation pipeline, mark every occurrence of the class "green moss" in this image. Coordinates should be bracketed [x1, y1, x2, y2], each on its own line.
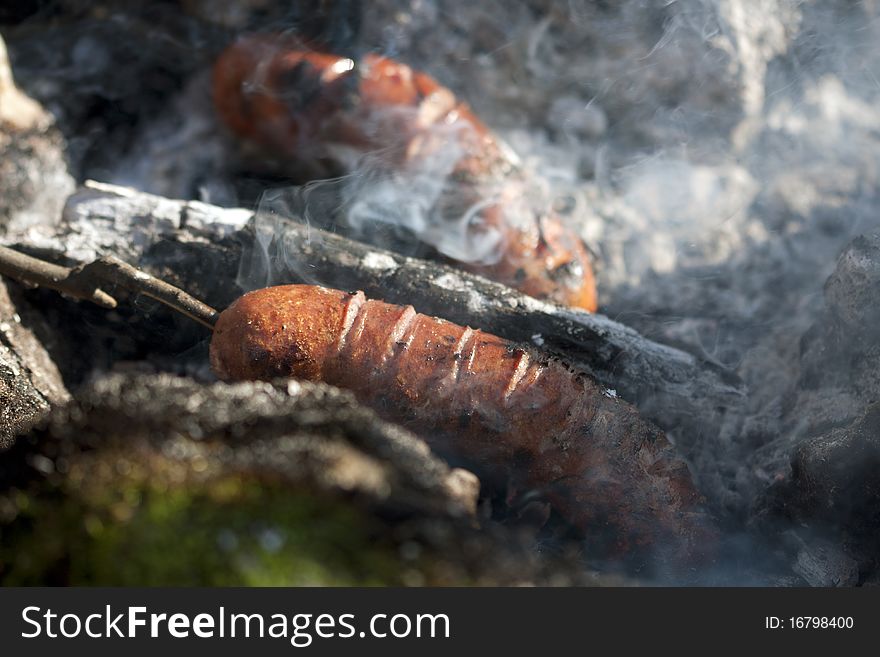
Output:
[0, 460, 411, 586]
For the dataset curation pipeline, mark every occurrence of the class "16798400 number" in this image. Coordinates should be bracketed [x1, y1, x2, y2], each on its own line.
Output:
[789, 617, 853, 629]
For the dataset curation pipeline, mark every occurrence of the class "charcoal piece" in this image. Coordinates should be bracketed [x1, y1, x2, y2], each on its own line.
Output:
[750, 232, 880, 512]
[785, 405, 880, 544]
[824, 232, 880, 333]
[0, 280, 69, 447]
[754, 403, 880, 582]
[793, 540, 860, 588]
[798, 232, 880, 403]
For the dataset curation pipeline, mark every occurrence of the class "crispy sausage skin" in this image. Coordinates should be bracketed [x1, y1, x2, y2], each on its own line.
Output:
[210, 285, 714, 561]
[212, 36, 598, 312]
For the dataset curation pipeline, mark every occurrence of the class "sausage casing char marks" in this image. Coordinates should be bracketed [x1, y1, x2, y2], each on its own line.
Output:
[212, 36, 598, 312]
[210, 285, 715, 563]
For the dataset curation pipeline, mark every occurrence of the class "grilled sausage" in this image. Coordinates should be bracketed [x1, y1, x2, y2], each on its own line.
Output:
[210, 284, 715, 562]
[212, 36, 598, 312]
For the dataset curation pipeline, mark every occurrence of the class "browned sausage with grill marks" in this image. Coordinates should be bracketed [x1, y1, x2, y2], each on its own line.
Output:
[209, 284, 715, 562]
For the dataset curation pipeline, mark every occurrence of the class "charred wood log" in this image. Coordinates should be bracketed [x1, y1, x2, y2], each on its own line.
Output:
[8, 183, 744, 459]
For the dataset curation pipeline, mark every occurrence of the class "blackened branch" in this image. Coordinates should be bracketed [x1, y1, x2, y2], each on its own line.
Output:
[0, 246, 218, 329]
[75, 256, 219, 329]
[0, 244, 117, 308]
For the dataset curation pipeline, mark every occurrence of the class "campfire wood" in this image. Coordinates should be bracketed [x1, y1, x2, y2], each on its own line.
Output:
[1, 195, 719, 563]
[10, 183, 744, 471]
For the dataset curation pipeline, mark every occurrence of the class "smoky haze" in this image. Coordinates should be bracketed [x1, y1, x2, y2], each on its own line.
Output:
[10, 0, 869, 583]
[235, 1, 880, 581]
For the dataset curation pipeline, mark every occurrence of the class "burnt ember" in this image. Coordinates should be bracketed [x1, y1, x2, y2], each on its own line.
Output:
[2, 1, 880, 586]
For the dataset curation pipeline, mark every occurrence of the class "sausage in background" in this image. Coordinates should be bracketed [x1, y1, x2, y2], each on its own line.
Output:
[212, 36, 598, 312]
